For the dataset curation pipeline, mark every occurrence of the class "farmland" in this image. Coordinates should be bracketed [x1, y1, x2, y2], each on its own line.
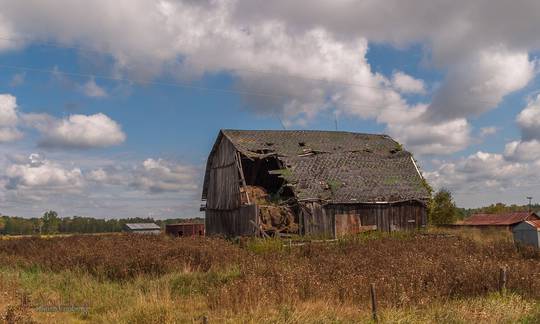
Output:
[1, 231, 540, 323]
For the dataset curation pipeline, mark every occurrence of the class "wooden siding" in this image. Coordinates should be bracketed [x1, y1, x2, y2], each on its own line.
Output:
[335, 213, 360, 236]
[301, 202, 336, 237]
[205, 204, 258, 237]
[206, 136, 241, 210]
[325, 202, 427, 235]
[299, 201, 426, 238]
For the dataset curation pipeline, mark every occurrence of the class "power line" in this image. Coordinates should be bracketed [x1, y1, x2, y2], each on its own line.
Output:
[0, 35, 393, 91]
[0, 34, 506, 107]
[0, 63, 419, 113]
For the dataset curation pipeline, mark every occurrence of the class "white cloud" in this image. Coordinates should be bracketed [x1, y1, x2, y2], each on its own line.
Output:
[426, 47, 535, 121]
[4, 154, 84, 190]
[391, 71, 426, 94]
[426, 151, 529, 192]
[387, 117, 471, 155]
[34, 113, 126, 149]
[130, 158, 199, 193]
[504, 140, 540, 162]
[479, 126, 498, 137]
[516, 94, 540, 141]
[80, 78, 107, 98]
[0, 94, 22, 142]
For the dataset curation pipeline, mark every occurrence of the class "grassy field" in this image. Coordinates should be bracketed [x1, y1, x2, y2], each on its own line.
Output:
[1, 230, 540, 323]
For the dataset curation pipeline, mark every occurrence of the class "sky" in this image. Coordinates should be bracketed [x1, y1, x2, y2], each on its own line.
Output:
[1, 0, 540, 218]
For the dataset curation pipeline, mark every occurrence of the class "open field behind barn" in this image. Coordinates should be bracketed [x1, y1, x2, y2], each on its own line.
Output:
[1, 232, 540, 323]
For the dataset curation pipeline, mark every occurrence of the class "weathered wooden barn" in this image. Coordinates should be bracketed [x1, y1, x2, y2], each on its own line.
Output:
[201, 130, 431, 238]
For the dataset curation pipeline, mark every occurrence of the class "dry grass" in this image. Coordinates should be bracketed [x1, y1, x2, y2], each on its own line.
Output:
[1, 232, 540, 322]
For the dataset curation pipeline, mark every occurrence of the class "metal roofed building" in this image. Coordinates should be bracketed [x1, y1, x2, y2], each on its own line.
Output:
[513, 219, 540, 248]
[201, 129, 431, 238]
[460, 212, 540, 231]
[123, 223, 161, 235]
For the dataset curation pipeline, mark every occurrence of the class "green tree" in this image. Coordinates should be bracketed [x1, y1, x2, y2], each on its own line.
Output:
[429, 189, 458, 225]
[42, 210, 60, 234]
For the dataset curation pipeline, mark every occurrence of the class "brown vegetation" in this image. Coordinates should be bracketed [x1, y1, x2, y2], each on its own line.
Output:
[1, 232, 540, 314]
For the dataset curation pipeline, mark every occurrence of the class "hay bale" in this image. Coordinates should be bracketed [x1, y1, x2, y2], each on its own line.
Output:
[241, 186, 269, 205]
[259, 205, 298, 233]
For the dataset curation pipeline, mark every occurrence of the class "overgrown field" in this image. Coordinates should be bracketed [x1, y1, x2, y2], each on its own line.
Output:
[1, 232, 540, 323]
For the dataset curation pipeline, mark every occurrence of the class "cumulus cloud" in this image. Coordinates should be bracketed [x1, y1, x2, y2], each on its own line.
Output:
[0, 94, 22, 142]
[80, 78, 107, 98]
[516, 94, 540, 141]
[391, 72, 426, 94]
[426, 151, 529, 192]
[0, 0, 539, 156]
[0, 153, 202, 217]
[4, 153, 84, 190]
[30, 113, 126, 149]
[426, 47, 535, 122]
[504, 140, 540, 162]
[130, 158, 199, 193]
[479, 126, 498, 137]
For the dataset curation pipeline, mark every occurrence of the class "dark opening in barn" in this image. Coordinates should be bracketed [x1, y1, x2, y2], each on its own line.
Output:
[202, 130, 431, 238]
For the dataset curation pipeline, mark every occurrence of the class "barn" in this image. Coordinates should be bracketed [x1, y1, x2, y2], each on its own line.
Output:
[201, 129, 431, 238]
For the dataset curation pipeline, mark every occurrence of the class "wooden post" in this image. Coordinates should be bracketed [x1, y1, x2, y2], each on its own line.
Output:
[370, 283, 378, 322]
[500, 267, 507, 295]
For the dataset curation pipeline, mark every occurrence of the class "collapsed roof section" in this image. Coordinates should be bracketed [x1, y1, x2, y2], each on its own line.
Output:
[202, 129, 431, 204]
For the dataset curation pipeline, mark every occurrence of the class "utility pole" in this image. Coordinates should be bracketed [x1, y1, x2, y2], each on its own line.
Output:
[527, 196, 533, 214]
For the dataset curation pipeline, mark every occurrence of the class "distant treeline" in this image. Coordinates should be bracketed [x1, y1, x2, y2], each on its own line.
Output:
[0, 212, 204, 235]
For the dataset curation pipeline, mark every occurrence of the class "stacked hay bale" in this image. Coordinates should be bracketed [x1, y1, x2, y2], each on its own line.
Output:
[240, 186, 298, 234]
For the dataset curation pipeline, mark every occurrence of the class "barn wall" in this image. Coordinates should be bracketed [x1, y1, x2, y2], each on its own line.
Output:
[325, 202, 426, 234]
[206, 136, 241, 210]
[299, 201, 426, 238]
[300, 202, 335, 238]
[205, 204, 258, 237]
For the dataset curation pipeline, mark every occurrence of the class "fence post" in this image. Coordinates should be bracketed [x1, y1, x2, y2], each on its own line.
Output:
[370, 283, 378, 322]
[499, 267, 507, 295]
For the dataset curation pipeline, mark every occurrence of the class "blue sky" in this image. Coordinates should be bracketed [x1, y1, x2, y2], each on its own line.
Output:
[1, 0, 540, 218]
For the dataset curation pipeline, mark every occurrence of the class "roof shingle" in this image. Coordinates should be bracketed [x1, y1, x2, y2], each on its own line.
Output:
[218, 129, 430, 204]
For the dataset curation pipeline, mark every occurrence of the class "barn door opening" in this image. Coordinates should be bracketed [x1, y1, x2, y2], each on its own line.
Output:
[238, 154, 298, 235]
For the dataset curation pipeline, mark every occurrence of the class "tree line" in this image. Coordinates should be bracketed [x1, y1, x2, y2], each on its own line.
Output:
[0, 211, 203, 235]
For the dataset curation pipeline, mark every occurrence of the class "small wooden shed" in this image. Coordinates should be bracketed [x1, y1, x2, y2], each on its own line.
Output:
[201, 130, 430, 238]
[513, 220, 540, 248]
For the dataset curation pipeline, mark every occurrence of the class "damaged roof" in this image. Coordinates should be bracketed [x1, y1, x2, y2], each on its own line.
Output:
[204, 129, 431, 204]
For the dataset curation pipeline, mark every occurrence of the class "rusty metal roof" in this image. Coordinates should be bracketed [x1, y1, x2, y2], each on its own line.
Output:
[203, 129, 430, 204]
[524, 219, 540, 229]
[462, 212, 540, 226]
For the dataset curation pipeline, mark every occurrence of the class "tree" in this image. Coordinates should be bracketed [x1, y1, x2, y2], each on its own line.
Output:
[429, 189, 458, 225]
[41, 210, 60, 234]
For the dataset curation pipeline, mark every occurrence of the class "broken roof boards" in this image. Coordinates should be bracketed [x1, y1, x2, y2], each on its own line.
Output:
[203, 129, 430, 204]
